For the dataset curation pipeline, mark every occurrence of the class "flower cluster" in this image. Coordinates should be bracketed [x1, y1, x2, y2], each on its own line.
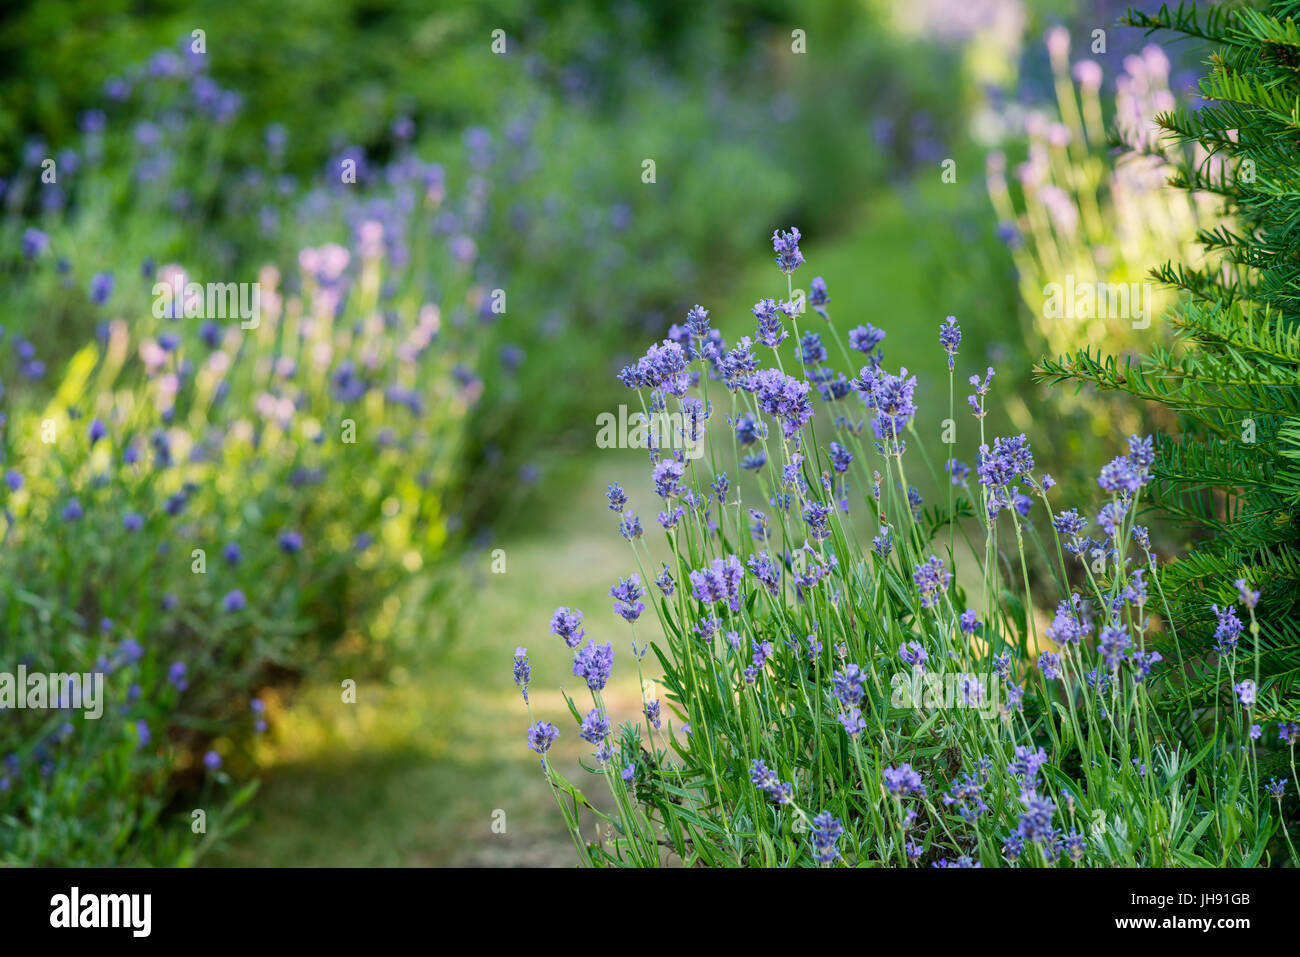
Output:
[519, 226, 1293, 869]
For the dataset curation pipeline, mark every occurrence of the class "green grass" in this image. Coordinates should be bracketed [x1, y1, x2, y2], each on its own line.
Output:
[207, 456, 665, 866]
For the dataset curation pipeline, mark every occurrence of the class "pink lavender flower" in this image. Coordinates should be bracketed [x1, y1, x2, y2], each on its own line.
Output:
[1073, 59, 1103, 89]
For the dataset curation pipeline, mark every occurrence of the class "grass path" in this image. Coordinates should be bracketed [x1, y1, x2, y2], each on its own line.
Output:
[212, 185, 1014, 866]
[209, 456, 666, 866]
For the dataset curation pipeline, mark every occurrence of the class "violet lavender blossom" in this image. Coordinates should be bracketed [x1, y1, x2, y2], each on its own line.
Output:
[610, 575, 646, 623]
[572, 640, 615, 691]
[939, 315, 961, 370]
[550, 606, 587, 648]
[772, 226, 805, 274]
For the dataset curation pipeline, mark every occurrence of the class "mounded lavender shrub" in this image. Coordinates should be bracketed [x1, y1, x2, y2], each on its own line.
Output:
[519, 229, 1296, 868]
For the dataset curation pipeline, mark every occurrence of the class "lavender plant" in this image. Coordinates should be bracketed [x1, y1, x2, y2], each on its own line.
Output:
[520, 228, 1296, 867]
[0, 204, 477, 866]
